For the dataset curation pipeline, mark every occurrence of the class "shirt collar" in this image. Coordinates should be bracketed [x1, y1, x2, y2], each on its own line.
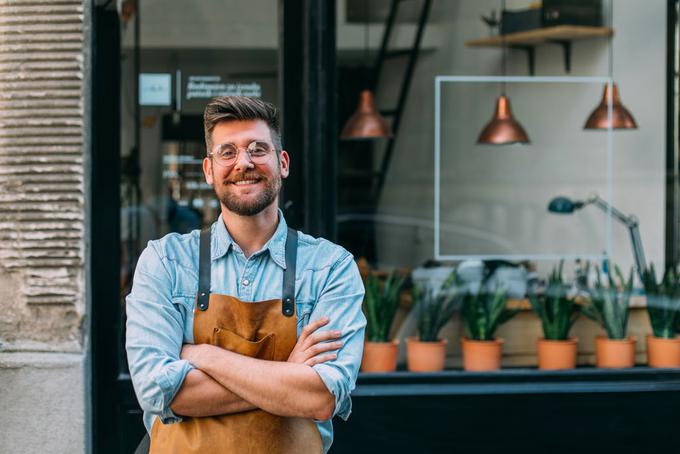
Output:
[211, 209, 288, 269]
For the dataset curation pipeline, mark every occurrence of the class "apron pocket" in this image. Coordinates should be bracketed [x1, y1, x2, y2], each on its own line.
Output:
[212, 328, 277, 360]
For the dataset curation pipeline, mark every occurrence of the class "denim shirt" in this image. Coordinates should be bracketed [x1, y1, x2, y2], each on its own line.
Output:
[125, 211, 366, 453]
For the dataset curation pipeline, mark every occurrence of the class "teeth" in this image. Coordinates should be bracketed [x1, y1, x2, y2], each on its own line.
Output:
[234, 180, 257, 185]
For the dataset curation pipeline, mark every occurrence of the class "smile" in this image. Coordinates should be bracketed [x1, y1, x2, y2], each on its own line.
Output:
[232, 179, 261, 186]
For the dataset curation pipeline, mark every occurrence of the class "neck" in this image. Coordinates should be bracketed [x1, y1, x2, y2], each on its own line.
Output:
[220, 201, 280, 258]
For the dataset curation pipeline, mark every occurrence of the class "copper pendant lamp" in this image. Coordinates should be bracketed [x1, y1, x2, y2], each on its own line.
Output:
[477, 94, 530, 145]
[340, 90, 393, 140]
[584, 83, 637, 130]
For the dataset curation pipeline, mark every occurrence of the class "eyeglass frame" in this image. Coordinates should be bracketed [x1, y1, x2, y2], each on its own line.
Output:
[207, 140, 279, 167]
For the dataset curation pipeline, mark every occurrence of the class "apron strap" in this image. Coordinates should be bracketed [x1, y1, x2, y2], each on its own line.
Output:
[282, 228, 298, 317]
[197, 227, 211, 311]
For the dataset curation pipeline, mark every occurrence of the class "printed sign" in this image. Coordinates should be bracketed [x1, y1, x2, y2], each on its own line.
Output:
[186, 75, 262, 99]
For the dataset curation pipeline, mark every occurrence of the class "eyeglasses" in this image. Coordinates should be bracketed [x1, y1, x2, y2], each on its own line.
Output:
[209, 141, 274, 167]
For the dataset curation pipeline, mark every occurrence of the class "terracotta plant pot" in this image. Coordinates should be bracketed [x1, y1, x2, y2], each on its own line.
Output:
[536, 338, 578, 370]
[361, 340, 399, 372]
[647, 335, 680, 368]
[405, 337, 448, 372]
[461, 337, 504, 372]
[595, 336, 636, 368]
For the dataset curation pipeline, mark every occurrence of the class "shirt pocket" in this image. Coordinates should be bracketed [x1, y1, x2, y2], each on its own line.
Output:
[295, 300, 315, 331]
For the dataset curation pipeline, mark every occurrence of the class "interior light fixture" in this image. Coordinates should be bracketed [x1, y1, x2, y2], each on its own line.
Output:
[340, 2, 392, 140]
[547, 194, 646, 279]
[477, 0, 529, 145]
[583, 82, 637, 130]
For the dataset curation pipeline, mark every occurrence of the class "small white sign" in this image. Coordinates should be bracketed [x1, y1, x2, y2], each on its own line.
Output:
[139, 73, 172, 106]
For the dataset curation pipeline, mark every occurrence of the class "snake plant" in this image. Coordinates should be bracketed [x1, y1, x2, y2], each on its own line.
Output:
[581, 263, 633, 340]
[363, 271, 406, 342]
[642, 264, 680, 339]
[529, 261, 580, 341]
[462, 275, 516, 341]
[413, 270, 463, 342]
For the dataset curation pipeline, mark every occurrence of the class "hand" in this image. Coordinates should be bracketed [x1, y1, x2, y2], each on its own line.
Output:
[287, 316, 343, 366]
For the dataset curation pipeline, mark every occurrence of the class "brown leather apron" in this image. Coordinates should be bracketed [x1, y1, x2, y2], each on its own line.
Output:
[148, 227, 323, 453]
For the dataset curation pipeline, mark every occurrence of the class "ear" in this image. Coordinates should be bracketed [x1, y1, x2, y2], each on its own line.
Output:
[203, 156, 214, 185]
[279, 150, 290, 179]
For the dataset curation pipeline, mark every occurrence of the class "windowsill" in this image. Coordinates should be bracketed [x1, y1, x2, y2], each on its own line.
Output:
[355, 367, 680, 396]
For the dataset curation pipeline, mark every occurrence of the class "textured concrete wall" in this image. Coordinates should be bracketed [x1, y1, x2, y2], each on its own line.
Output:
[0, 1, 87, 453]
[0, 0, 85, 348]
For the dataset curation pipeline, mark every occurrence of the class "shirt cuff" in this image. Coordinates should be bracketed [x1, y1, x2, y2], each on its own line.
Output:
[156, 359, 194, 424]
[312, 363, 352, 421]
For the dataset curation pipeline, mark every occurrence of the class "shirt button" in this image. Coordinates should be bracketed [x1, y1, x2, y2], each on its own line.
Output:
[242, 279, 250, 286]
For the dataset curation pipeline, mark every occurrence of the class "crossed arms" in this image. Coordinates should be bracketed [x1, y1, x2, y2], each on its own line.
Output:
[171, 317, 343, 421]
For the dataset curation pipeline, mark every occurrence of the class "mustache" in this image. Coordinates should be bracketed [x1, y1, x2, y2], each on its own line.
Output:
[224, 172, 266, 184]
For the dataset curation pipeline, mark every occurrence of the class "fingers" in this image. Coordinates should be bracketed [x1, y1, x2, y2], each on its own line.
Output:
[308, 340, 343, 356]
[300, 316, 330, 341]
[305, 329, 342, 347]
[305, 353, 337, 367]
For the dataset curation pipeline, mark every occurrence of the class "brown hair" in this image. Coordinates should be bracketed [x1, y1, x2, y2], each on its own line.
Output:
[203, 96, 281, 154]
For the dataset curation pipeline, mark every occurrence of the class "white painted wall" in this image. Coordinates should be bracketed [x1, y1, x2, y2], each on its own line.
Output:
[373, 0, 666, 278]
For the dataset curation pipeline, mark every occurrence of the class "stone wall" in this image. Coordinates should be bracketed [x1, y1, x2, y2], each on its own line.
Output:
[0, 1, 87, 453]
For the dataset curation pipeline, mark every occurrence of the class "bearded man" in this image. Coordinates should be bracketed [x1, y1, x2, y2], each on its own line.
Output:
[126, 96, 366, 454]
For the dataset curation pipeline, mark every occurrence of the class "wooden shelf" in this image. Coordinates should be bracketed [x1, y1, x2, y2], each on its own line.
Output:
[465, 25, 614, 74]
[465, 25, 613, 48]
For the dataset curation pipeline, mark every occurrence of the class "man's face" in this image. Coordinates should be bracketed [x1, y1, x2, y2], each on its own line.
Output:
[203, 119, 289, 216]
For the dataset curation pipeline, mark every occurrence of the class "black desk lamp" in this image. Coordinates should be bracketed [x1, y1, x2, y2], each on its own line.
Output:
[547, 194, 646, 280]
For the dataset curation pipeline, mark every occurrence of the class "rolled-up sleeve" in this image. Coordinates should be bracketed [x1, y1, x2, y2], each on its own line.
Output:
[125, 241, 194, 424]
[311, 252, 366, 421]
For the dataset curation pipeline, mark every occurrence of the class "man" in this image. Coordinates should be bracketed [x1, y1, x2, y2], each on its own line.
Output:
[126, 96, 366, 453]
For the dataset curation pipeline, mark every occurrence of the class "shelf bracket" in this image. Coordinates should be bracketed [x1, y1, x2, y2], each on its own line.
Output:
[510, 45, 535, 75]
[548, 39, 572, 73]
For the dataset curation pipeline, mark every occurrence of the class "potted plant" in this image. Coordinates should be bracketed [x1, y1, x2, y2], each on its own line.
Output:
[642, 264, 680, 368]
[361, 271, 406, 372]
[406, 270, 462, 372]
[529, 261, 580, 370]
[461, 277, 518, 372]
[582, 263, 636, 368]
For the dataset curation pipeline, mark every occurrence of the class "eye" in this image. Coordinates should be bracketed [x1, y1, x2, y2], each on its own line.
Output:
[216, 146, 237, 160]
[249, 143, 270, 157]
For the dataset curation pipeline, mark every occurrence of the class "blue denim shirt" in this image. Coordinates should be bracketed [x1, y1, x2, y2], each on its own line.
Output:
[125, 211, 366, 453]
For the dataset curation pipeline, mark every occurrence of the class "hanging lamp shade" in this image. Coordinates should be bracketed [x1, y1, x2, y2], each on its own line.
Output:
[477, 94, 530, 145]
[584, 83, 637, 130]
[340, 90, 393, 140]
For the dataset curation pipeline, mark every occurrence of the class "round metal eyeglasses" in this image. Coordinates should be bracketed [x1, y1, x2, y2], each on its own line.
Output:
[209, 141, 274, 167]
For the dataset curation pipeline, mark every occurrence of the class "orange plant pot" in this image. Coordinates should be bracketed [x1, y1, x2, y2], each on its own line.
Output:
[361, 340, 399, 372]
[595, 336, 636, 368]
[647, 335, 680, 368]
[405, 337, 448, 372]
[461, 337, 504, 372]
[536, 338, 578, 370]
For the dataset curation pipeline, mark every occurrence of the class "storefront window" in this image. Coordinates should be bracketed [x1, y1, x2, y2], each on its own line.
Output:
[338, 0, 672, 370]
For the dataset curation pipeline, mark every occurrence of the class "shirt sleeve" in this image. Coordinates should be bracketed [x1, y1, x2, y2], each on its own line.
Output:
[125, 241, 194, 424]
[311, 251, 366, 421]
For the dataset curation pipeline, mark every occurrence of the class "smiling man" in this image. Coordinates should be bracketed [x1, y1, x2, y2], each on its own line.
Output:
[126, 96, 366, 454]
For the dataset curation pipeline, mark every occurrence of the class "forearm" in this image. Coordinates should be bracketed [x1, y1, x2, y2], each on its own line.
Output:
[170, 369, 257, 417]
[191, 345, 335, 420]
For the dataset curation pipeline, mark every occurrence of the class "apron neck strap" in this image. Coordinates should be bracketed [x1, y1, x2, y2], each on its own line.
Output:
[282, 228, 298, 317]
[196, 225, 298, 316]
[197, 228, 211, 311]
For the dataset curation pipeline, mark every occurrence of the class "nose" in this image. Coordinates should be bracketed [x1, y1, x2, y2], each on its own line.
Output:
[232, 148, 254, 172]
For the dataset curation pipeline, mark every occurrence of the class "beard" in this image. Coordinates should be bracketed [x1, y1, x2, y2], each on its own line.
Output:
[214, 169, 282, 216]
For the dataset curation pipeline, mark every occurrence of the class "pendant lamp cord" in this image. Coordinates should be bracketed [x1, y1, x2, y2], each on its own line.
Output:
[608, 0, 613, 79]
[501, 0, 507, 95]
[364, 0, 370, 89]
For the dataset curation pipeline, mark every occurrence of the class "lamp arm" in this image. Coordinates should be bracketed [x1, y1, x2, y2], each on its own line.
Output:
[586, 195, 646, 279]
[587, 195, 635, 227]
